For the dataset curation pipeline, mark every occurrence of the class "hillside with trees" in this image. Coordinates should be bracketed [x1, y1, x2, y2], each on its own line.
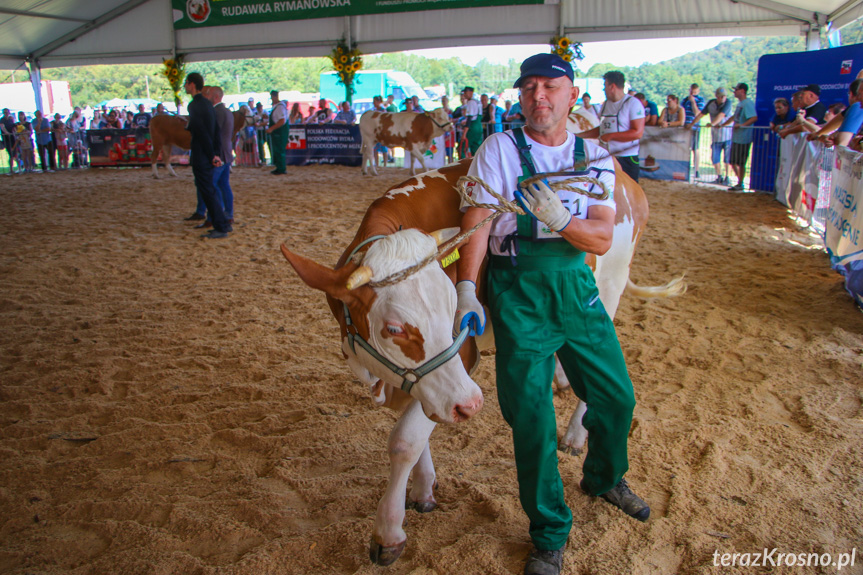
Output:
[21, 22, 859, 108]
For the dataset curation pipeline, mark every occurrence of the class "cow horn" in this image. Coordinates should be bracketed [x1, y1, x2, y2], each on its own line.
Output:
[346, 265, 374, 290]
[430, 227, 460, 246]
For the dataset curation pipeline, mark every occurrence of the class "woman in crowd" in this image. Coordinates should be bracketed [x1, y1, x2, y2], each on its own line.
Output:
[104, 110, 123, 129]
[288, 102, 303, 125]
[51, 112, 69, 169]
[659, 94, 685, 127]
[770, 98, 793, 133]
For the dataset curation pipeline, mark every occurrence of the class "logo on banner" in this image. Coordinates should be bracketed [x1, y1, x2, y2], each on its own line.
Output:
[186, 0, 211, 23]
[287, 128, 306, 150]
[841, 60, 853, 75]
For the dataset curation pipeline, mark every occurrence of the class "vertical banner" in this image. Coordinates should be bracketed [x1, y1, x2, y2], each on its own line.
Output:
[779, 135, 821, 225]
[637, 126, 691, 182]
[774, 135, 795, 206]
[825, 146, 863, 308]
[826, 147, 863, 263]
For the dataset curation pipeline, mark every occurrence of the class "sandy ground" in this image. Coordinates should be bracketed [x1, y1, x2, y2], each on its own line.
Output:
[0, 163, 861, 575]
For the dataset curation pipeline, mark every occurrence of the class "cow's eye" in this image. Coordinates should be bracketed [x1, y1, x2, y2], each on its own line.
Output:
[386, 323, 404, 336]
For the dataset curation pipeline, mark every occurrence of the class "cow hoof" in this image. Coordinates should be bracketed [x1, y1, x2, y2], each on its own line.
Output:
[406, 499, 437, 513]
[369, 536, 406, 566]
[558, 443, 583, 457]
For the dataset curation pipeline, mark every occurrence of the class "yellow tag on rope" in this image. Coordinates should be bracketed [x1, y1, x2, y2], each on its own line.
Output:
[440, 248, 460, 268]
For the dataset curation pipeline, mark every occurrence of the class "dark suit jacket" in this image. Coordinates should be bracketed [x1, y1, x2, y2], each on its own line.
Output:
[187, 93, 221, 164]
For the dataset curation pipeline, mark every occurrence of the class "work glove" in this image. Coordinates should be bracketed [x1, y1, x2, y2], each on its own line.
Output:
[453, 280, 486, 337]
[514, 180, 572, 232]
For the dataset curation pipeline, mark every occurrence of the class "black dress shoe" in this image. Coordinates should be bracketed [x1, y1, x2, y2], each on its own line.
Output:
[184, 213, 206, 221]
[201, 230, 228, 239]
[194, 221, 213, 229]
[270, 169, 286, 175]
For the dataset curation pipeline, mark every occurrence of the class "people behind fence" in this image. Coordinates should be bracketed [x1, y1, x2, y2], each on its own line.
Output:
[690, 87, 733, 185]
[659, 95, 685, 127]
[770, 98, 793, 134]
[721, 82, 757, 192]
[578, 70, 645, 182]
[682, 84, 706, 177]
[807, 79, 863, 149]
[634, 93, 658, 126]
[266, 89, 288, 175]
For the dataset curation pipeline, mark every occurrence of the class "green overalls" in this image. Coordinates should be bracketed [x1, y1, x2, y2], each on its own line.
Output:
[269, 103, 288, 174]
[487, 129, 636, 550]
[467, 111, 483, 155]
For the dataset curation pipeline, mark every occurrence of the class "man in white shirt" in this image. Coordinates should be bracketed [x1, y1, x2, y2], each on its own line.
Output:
[266, 90, 287, 174]
[578, 70, 645, 182]
[454, 52, 650, 575]
[460, 86, 482, 156]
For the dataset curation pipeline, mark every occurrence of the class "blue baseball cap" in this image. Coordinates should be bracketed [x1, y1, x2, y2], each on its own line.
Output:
[513, 53, 575, 88]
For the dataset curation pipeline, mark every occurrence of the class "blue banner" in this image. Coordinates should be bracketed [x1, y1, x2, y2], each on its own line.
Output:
[752, 43, 863, 192]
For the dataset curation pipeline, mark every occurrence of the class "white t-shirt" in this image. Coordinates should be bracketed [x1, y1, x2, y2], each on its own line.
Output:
[463, 130, 616, 256]
[463, 98, 481, 120]
[270, 101, 287, 124]
[599, 95, 645, 157]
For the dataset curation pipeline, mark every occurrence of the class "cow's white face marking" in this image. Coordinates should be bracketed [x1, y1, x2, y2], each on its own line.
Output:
[346, 229, 481, 422]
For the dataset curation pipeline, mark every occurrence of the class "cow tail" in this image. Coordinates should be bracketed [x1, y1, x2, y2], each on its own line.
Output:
[625, 275, 687, 299]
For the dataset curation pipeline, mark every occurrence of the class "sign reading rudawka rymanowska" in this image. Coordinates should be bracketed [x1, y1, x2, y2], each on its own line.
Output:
[172, 0, 551, 29]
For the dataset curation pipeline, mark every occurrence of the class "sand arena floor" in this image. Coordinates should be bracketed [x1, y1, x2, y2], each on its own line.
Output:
[0, 164, 861, 575]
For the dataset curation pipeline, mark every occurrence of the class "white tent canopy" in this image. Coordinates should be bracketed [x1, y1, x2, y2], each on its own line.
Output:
[0, 0, 858, 72]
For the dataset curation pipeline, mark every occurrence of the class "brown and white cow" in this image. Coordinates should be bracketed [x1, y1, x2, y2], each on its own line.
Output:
[280, 154, 683, 566]
[149, 110, 252, 178]
[359, 108, 453, 177]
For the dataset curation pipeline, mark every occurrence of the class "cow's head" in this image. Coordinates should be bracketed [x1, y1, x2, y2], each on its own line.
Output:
[427, 108, 454, 136]
[280, 228, 483, 424]
[567, 107, 599, 134]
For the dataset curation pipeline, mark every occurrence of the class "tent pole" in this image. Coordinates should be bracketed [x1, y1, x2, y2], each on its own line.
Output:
[28, 59, 44, 114]
[805, 23, 821, 50]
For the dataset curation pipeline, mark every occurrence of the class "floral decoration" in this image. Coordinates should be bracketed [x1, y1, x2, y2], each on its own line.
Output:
[160, 55, 186, 106]
[328, 38, 363, 100]
[550, 36, 584, 63]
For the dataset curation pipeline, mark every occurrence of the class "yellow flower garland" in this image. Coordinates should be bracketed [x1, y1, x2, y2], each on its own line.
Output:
[160, 54, 186, 106]
[328, 38, 363, 98]
[550, 36, 584, 65]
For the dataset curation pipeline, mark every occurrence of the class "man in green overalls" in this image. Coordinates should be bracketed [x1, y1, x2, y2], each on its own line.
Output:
[461, 86, 483, 156]
[266, 90, 288, 175]
[455, 53, 650, 575]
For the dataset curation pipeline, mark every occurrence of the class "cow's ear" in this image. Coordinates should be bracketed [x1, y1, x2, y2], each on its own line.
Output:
[280, 244, 357, 302]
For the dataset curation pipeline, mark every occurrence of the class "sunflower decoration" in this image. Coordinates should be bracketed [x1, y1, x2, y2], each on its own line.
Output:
[160, 54, 186, 106]
[550, 36, 584, 63]
[327, 38, 363, 101]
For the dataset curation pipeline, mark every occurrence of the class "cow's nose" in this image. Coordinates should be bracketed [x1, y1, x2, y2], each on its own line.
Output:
[452, 393, 484, 422]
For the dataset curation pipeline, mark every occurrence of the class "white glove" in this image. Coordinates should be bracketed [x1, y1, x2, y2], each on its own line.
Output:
[514, 180, 572, 232]
[453, 280, 486, 337]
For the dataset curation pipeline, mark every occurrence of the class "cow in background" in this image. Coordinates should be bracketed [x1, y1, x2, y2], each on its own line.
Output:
[359, 109, 453, 176]
[149, 108, 252, 178]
